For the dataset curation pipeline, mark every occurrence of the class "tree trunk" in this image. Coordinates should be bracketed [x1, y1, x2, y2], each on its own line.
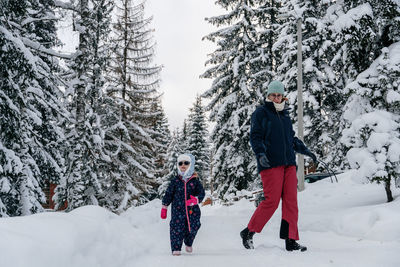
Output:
[76, 0, 89, 129]
[385, 177, 393, 202]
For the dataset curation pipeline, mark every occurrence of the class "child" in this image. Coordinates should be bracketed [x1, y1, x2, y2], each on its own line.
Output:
[161, 153, 205, 256]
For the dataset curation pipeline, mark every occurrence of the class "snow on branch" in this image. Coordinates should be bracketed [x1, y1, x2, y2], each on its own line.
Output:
[21, 37, 72, 59]
[54, 1, 78, 12]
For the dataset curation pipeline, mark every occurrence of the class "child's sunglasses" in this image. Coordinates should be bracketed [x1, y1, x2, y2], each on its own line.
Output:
[178, 161, 190, 166]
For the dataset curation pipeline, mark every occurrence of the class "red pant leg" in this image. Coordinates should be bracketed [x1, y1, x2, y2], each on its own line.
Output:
[281, 165, 299, 240]
[247, 166, 284, 233]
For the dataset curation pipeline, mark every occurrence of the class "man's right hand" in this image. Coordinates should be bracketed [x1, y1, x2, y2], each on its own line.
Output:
[258, 153, 270, 168]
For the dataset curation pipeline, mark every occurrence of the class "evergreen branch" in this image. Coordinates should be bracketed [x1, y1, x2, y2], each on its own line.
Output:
[21, 37, 73, 59]
[54, 1, 79, 12]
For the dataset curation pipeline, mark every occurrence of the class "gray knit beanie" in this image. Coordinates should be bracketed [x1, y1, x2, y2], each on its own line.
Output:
[266, 81, 285, 96]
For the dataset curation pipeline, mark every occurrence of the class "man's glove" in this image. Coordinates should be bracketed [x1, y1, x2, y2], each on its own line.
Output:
[258, 153, 270, 168]
[305, 150, 317, 163]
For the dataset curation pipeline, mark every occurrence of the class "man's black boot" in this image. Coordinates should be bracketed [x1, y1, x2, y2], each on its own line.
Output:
[240, 227, 255, 249]
[285, 238, 307, 252]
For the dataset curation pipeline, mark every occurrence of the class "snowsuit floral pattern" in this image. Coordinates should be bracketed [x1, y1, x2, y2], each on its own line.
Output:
[162, 174, 205, 252]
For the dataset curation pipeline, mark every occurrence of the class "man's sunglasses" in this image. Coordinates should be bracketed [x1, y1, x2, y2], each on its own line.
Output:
[178, 161, 190, 166]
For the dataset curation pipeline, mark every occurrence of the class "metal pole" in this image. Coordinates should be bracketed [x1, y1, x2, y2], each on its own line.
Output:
[296, 18, 305, 192]
[209, 150, 214, 205]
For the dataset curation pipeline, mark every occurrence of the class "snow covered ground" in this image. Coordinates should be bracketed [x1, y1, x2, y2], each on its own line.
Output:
[1, 171, 399, 267]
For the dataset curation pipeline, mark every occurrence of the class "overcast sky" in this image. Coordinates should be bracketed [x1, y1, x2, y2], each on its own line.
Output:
[145, 0, 222, 130]
[57, 0, 222, 131]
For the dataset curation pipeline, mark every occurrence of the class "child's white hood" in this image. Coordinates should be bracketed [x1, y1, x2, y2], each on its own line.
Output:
[177, 153, 195, 180]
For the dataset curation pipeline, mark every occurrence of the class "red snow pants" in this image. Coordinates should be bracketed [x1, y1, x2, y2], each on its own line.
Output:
[247, 165, 299, 240]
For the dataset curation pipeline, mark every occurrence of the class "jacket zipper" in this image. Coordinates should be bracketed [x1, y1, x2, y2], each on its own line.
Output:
[183, 175, 195, 233]
[277, 111, 288, 165]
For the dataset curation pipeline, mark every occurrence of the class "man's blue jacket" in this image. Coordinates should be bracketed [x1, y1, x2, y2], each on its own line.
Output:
[250, 101, 311, 173]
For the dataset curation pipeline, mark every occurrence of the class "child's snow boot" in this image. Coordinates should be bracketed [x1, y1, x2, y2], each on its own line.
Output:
[285, 239, 307, 252]
[240, 227, 255, 249]
[185, 246, 193, 253]
[172, 251, 181, 256]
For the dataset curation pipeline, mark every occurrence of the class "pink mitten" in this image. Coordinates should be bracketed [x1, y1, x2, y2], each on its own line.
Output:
[161, 206, 168, 219]
[186, 195, 198, 206]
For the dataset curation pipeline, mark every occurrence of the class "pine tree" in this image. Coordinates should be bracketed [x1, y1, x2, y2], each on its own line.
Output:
[179, 119, 190, 151]
[308, 0, 347, 168]
[202, 0, 260, 200]
[100, 0, 162, 211]
[0, 0, 65, 216]
[329, 0, 400, 169]
[158, 128, 182, 197]
[150, 100, 171, 195]
[341, 44, 400, 202]
[54, 0, 114, 211]
[186, 96, 210, 188]
[252, 0, 280, 98]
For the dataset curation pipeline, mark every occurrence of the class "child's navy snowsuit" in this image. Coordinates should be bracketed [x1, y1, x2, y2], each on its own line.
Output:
[162, 173, 205, 252]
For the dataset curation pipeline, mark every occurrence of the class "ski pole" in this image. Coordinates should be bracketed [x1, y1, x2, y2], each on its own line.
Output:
[317, 160, 338, 183]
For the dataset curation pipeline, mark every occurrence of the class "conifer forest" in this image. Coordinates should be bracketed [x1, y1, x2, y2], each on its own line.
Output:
[1, 0, 399, 217]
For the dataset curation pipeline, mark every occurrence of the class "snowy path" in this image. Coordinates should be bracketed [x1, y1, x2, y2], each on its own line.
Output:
[1, 171, 399, 267]
[130, 171, 400, 267]
[133, 197, 399, 267]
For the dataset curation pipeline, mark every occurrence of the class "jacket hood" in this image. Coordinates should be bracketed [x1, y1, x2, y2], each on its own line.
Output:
[177, 153, 195, 180]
